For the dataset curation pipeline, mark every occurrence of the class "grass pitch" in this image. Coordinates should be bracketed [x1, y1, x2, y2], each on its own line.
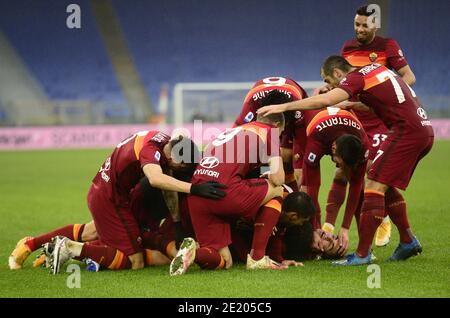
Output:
[0, 141, 449, 298]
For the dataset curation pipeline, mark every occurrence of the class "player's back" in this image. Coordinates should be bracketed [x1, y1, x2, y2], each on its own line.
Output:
[235, 77, 307, 126]
[343, 64, 433, 139]
[92, 130, 170, 206]
[193, 122, 278, 185]
[306, 108, 368, 151]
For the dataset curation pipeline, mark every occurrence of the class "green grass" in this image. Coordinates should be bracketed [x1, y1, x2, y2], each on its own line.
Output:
[1, 142, 449, 298]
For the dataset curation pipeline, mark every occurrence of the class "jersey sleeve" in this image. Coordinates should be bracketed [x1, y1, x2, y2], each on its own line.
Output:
[341, 162, 366, 229]
[337, 71, 365, 98]
[301, 140, 324, 187]
[139, 143, 163, 168]
[234, 101, 256, 126]
[385, 39, 408, 71]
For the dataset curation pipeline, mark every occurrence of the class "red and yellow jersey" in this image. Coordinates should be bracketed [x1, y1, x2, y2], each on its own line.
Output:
[341, 36, 408, 71]
[302, 107, 368, 185]
[338, 64, 434, 139]
[92, 130, 170, 206]
[341, 36, 408, 132]
[193, 122, 279, 185]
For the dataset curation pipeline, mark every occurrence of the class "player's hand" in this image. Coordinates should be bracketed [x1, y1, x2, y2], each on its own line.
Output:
[315, 84, 332, 95]
[337, 228, 349, 256]
[256, 104, 287, 117]
[334, 101, 355, 110]
[190, 181, 227, 199]
[282, 260, 304, 267]
[259, 171, 270, 179]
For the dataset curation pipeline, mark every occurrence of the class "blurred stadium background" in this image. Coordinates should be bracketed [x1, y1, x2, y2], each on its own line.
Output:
[0, 0, 449, 147]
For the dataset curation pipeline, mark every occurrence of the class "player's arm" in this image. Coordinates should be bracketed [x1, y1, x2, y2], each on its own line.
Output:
[257, 88, 351, 116]
[267, 156, 285, 186]
[143, 163, 191, 193]
[396, 65, 416, 86]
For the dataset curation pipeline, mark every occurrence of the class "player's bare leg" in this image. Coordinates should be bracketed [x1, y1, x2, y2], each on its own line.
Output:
[128, 252, 145, 270]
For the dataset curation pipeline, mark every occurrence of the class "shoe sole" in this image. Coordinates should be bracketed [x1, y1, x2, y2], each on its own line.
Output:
[50, 238, 63, 275]
[169, 238, 196, 276]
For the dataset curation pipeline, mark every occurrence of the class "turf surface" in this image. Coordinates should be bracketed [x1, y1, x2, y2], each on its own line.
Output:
[1, 141, 449, 298]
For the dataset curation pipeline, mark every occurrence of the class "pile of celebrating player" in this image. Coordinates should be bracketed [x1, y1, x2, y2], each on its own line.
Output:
[9, 5, 433, 274]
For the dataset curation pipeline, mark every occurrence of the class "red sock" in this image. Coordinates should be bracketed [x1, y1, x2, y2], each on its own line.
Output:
[80, 243, 131, 270]
[353, 190, 364, 237]
[325, 179, 347, 225]
[26, 224, 86, 251]
[194, 247, 224, 270]
[251, 197, 282, 260]
[356, 191, 385, 257]
[385, 188, 412, 243]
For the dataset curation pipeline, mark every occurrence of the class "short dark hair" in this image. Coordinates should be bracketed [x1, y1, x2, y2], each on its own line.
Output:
[321, 55, 353, 77]
[282, 191, 316, 219]
[169, 135, 201, 165]
[260, 89, 292, 107]
[356, 5, 375, 17]
[335, 134, 364, 167]
[284, 222, 314, 261]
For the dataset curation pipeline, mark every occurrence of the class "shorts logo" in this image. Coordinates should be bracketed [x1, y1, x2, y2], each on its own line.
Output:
[244, 112, 254, 123]
[369, 52, 378, 62]
[308, 152, 317, 163]
[200, 156, 220, 169]
[154, 151, 161, 161]
[295, 111, 303, 119]
[417, 107, 428, 119]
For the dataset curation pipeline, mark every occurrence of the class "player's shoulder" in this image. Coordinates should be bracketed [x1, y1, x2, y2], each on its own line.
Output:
[374, 35, 400, 48]
[341, 38, 359, 51]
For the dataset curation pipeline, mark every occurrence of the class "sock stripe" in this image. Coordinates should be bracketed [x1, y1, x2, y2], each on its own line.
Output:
[215, 256, 225, 269]
[145, 249, 154, 265]
[364, 189, 385, 197]
[108, 250, 125, 270]
[73, 224, 83, 242]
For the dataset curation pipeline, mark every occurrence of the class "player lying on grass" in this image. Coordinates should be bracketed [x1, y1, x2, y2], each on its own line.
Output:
[257, 56, 434, 265]
[234, 77, 309, 191]
[10, 131, 227, 272]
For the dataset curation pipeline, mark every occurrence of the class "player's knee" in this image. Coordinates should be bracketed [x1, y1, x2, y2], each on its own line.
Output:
[129, 253, 145, 270]
[81, 221, 98, 241]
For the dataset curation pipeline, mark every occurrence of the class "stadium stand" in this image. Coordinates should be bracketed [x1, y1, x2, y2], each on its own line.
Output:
[0, 0, 448, 125]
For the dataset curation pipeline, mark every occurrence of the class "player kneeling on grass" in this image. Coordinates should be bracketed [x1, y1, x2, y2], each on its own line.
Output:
[169, 109, 295, 275]
[10, 131, 227, 273]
